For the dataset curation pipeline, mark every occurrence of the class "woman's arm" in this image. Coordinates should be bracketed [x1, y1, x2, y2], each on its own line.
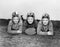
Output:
[37, 21, 43, 35]
[17, 21, 23, 33]
[7, 20, 13, 33]
[48, 22, 53, 35]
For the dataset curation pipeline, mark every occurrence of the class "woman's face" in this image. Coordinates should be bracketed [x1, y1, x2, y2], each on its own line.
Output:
[13, 17, 19, 24]
[27, 17, 34, 24]
[42, 18, 49, 25]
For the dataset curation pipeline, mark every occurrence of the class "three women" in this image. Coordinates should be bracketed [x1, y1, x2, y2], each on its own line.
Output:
[7, 12, 53, 35]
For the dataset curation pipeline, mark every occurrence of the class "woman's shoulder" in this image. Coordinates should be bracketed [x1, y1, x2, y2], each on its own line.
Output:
[38, 20, 42, 24]
[19, 20, 23, 24]
[23, 20, 27, 24]
[37, 20, 43, 27]
[8, 20, 13, 25]
[49, 21, 53, 26]
[9, 20, 12, 23]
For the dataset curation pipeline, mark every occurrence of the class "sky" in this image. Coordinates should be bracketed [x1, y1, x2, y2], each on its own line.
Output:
[0, 0, 60, 20]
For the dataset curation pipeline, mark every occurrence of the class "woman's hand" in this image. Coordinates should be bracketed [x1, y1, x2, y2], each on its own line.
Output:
[47, 31, 53, 35]
[17, 30, 22, 33]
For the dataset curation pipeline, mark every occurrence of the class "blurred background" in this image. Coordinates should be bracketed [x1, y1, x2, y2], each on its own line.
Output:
[0, 0, 58, 20]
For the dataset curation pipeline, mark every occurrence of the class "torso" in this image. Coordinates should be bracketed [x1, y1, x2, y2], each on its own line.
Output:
[23, 21, 37, 35]
[41, 25, 49, 32]
[11, 23, 20, 30]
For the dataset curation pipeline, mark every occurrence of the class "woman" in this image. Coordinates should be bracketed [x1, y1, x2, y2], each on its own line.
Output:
[37, 13, 53, 35]
[7, 12, 22, 34]
[23, 12, 38, 35]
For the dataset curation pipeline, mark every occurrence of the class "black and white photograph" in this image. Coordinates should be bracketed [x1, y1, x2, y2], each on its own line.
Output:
[0, 0, 60, 47]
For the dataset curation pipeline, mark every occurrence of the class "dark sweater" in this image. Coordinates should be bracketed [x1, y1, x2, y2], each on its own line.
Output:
[22, 20, 38, 35]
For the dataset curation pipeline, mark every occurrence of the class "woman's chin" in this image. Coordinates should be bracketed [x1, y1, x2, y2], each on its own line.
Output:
[28, 22, 33, 24]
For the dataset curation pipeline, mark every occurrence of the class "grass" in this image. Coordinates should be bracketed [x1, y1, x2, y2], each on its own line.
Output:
[0, 19, 60, 47]
[0, 26, 60, 47]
